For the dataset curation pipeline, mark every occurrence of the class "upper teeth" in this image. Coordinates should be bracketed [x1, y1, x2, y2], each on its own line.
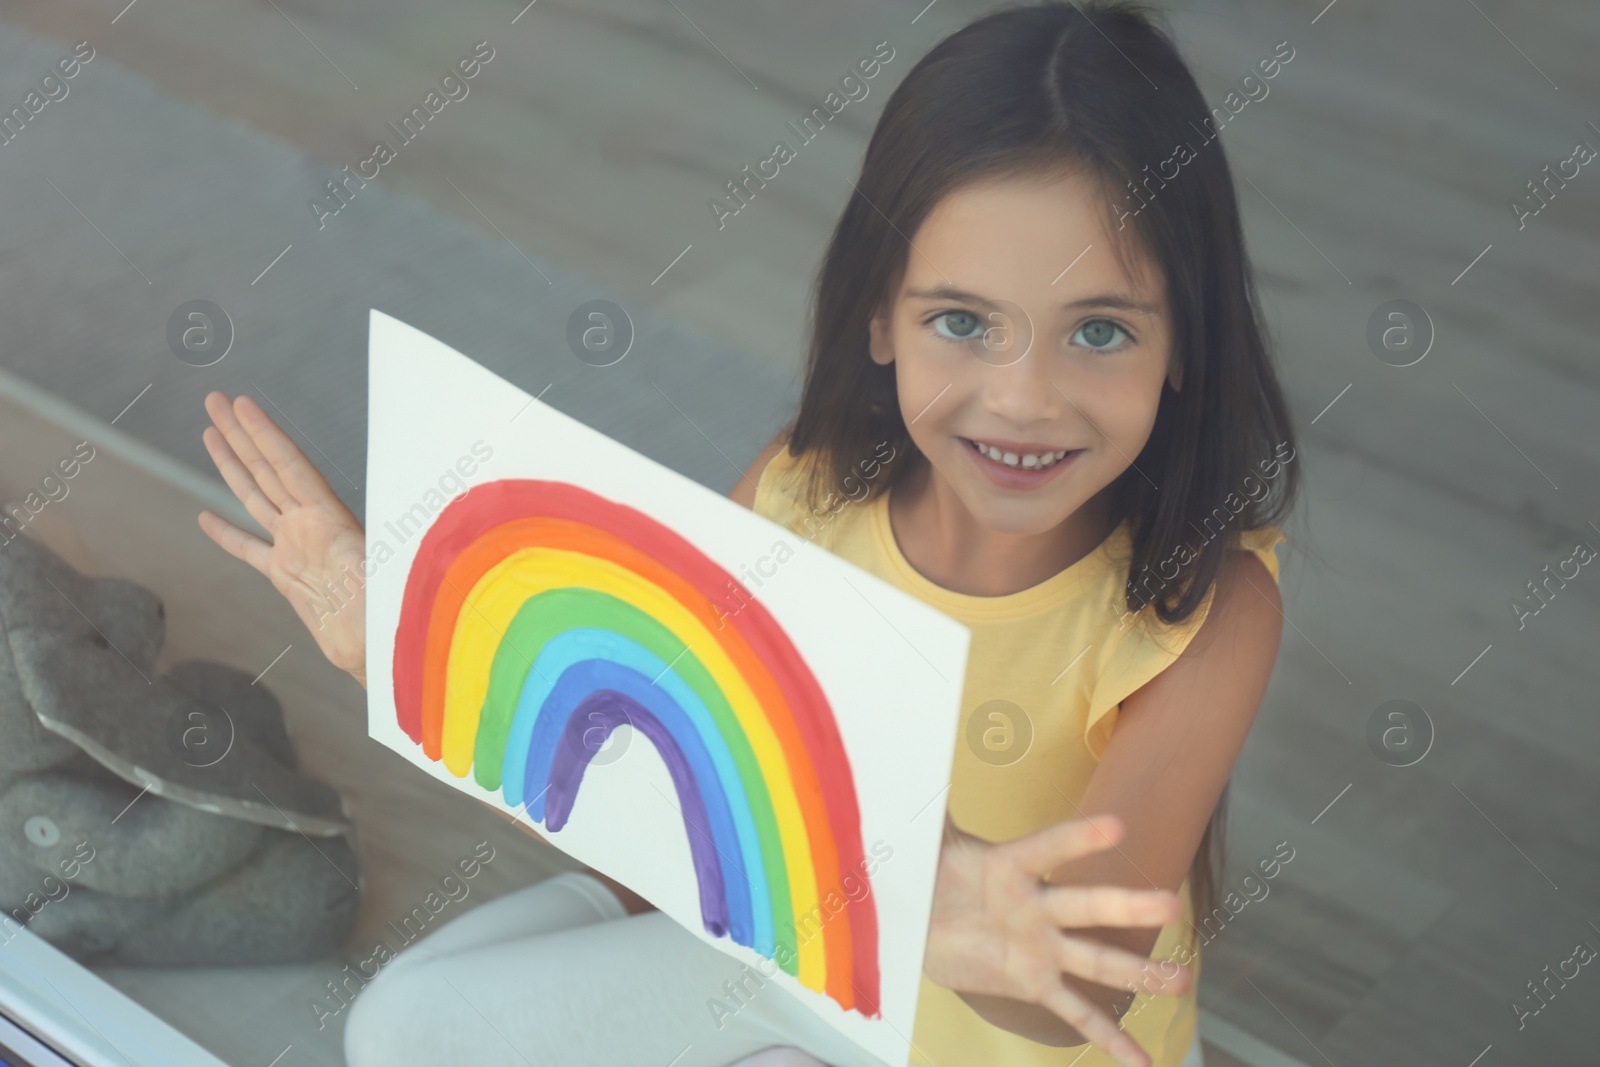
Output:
[973, 441, 1071, 469]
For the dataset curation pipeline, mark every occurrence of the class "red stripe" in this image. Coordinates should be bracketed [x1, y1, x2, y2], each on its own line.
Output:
[391, 479, 879, 1014]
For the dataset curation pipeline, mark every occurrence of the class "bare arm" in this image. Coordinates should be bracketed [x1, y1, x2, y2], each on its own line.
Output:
[953, 549, 1284, 1046]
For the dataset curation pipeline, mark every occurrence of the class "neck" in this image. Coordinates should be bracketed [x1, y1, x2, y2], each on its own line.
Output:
[887, 455, 1114, 597]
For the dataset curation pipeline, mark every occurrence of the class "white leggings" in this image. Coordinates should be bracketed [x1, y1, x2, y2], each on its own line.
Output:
[342, 871, 1205, 1067]
[342, 871, 896, 1067]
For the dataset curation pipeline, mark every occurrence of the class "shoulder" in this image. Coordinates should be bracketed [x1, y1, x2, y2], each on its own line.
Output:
[1139, 525, 1287, 652]
[1083, 527, 1285, 758]
[1121, 541, 1285, 731]
[1190, 534, 1285, 658]
[1100, 547, 1286, 780]
[729, 423, 796, 510]
[1217, 539, 1281, 617]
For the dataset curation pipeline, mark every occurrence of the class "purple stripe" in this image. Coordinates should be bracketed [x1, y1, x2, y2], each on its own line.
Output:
[544, 689, 729, 937]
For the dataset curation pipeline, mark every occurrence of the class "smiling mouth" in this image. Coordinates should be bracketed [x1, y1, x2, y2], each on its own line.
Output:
[961, 437, 1081, 471]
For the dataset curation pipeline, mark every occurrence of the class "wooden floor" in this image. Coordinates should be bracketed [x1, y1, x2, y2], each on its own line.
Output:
[0, 0, 1596, 1064]
[0, 375, 579, 1065]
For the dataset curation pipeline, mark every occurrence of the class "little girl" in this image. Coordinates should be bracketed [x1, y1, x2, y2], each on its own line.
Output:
[196, 2, 1299, 1065]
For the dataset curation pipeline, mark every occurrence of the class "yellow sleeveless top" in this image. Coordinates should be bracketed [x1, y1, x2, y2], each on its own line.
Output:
[753, 444, 1286, 1067]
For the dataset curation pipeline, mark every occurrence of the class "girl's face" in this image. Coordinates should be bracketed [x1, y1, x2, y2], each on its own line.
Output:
[869, 168, 1179, 539]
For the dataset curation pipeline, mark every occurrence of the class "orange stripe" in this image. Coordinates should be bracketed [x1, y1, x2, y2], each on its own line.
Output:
[417, 515, 852, 1000]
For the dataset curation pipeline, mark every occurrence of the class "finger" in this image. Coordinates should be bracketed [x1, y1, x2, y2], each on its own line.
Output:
[1051, 929, 1191, 995]
[233, 394, 348, 513]
[1036, 981, 1151, 1067]
[1007, 814, 1124, 877]
[1042, 884, 1183, 930]
[202, 426, 280, 533]
[198, 510, 274, 575]
[206, 391, 295, 512]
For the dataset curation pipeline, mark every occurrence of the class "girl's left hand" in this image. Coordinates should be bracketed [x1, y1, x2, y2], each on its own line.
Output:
[921, 812, 1192, 1067]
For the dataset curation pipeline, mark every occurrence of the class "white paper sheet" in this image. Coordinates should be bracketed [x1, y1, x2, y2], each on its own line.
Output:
[364, 310, 969, 1066]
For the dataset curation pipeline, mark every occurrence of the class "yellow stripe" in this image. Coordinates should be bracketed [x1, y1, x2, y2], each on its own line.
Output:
[441, 546, 825, 988]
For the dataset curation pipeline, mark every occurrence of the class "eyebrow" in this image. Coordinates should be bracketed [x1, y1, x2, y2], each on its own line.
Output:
[904, 285, 1161, 315]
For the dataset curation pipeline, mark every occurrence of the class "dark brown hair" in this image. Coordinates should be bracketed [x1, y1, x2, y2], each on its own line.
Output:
[785, 0, 1302, 926]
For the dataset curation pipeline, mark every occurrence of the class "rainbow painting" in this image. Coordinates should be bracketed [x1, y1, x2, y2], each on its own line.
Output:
[366, 309, 971, 1066]
[391, 478, 880, 1015]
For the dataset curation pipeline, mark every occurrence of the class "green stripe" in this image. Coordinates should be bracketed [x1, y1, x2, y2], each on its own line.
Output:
[473, 586, 797, 977]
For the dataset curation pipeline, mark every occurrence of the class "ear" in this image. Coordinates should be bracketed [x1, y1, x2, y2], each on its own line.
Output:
[868, 305, 894, 367]
[1166, 352, 1183, 393]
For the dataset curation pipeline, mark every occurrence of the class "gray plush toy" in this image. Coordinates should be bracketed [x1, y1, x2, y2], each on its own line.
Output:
[0, 533, 361, 965]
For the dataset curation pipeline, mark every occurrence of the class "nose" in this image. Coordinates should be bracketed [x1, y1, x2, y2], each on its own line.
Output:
[980, 333, 1063, 427]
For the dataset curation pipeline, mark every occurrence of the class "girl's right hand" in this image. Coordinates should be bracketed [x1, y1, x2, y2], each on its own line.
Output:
[197, 392, 369, 687]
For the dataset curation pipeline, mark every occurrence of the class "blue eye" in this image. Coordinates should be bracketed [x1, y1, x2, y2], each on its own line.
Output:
[930, 310, 983, 341]
[1073, 318, 1131, 351]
